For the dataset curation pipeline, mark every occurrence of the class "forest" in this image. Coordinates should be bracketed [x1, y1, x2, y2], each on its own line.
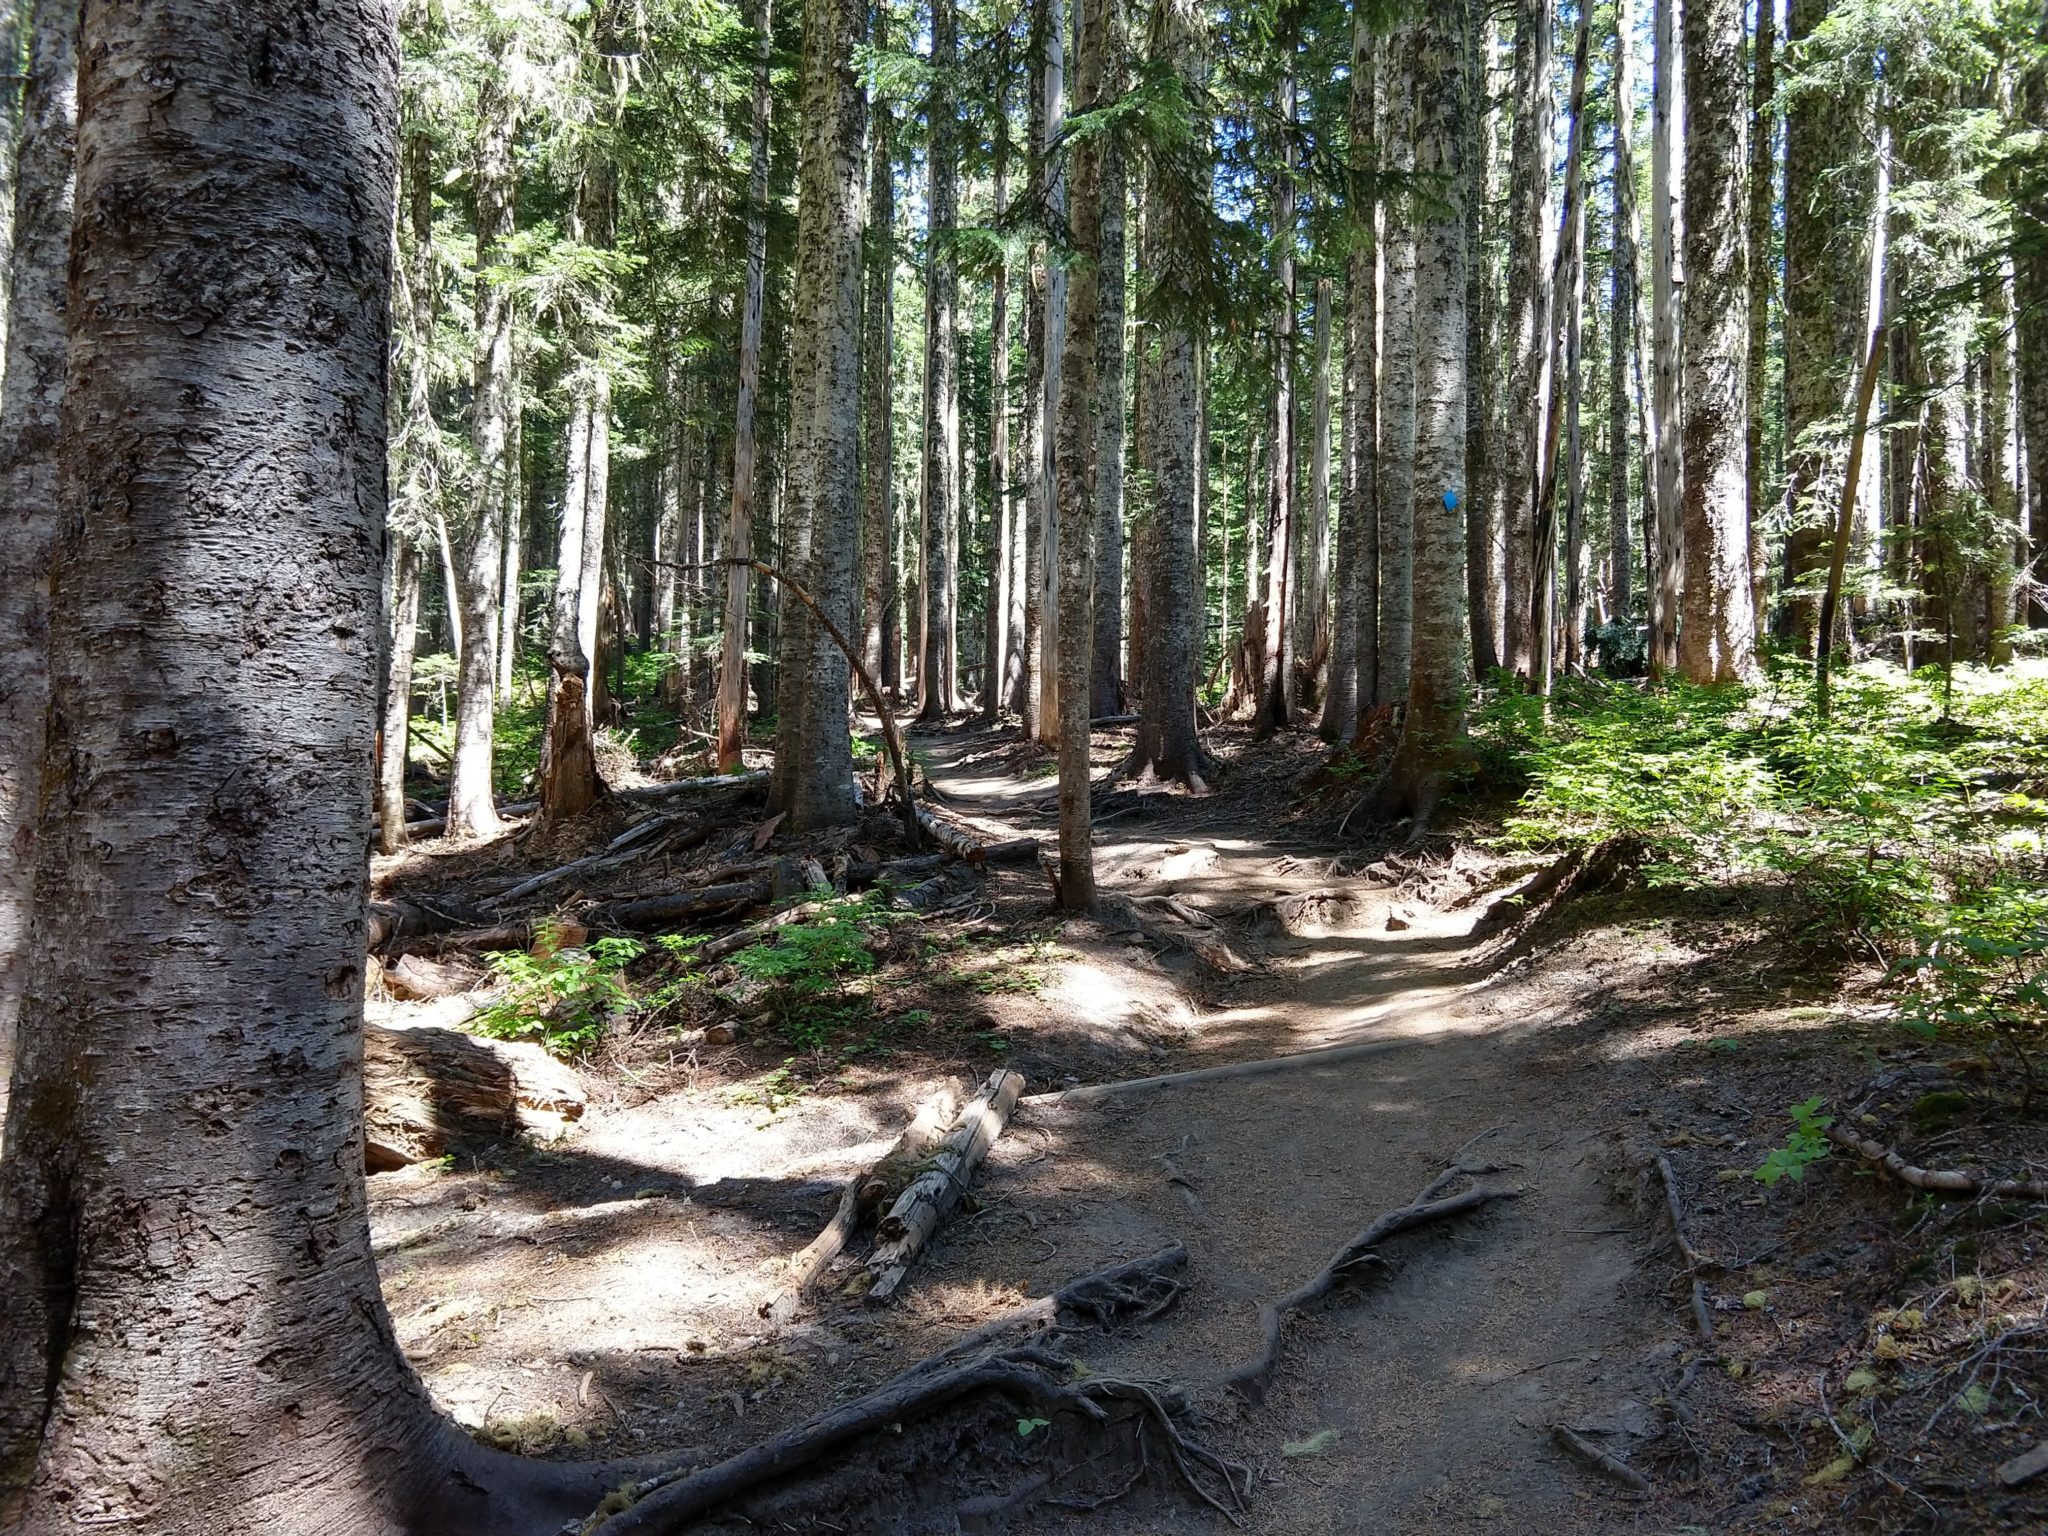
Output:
[3, 0, 2048, 1532]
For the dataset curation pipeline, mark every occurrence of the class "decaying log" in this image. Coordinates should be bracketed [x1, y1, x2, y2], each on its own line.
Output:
[1219, 1152, 1523, 1402]
[762, 1084, 966, 1322]
[489, 815, 710, 909]
[367, 895, 495, 951]
[1823, 1123, 2048, 1201]
[866, 1068, 1027, 1302]
[913, 801, 1040, 866]
[1551, 1424, 1650, 1492]
[928, 1244, 1190, 1364]
[596, 877, 775, 932]
[612, 769, 770, 806]
[363, 1021, 584, 1171]
[378, 952, 483, 1001]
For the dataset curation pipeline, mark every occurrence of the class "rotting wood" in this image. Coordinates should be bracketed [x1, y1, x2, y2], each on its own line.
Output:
[367, 895, 496, 951]
[489, 816, 711, 909]
[924, 1243, 1190, 1364]
[1824, 1123, 2048, 1201]
[913, 801, 1040, 865]
[762, 1082, 966, 1322]
[596, 877, 775, 932]
[1649, 1152, 1716, 1347]
[1218, 1144, 1523, 1402]
[378, 952, 483, 1001]
[866, 1068, 1027, 1302]
[1551, 1423, 1650, 1492]
[363, 1021, 584, 1171]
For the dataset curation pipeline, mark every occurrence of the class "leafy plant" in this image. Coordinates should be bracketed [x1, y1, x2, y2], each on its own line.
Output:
[730, 896, 894, 1049]
[1755, 1096, 1835, 1187]
[473, 928, 646, 1057]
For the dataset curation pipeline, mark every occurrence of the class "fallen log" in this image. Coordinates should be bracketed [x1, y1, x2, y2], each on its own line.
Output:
[762, 1082, 966, 1322]
[1219, 1148, 1523, 1402]
[1823, 1123, 2048, 1201]
[378, 951, 483, 1001]
[367, 895, 496, 951]
[595, 877, 774, 932]
[363, 1020, 584, 1171]
[1551, 1424, 1650, 1492]
[927, 1243, 1190, 1364]
[612, 769, 770, 805]
[488, 814, 708, 909]
[866, 1068, 1027, 1302]
[912, 802, 1040, 866]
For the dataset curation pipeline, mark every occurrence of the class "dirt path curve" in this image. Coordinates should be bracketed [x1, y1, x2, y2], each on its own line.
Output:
[913, 727, 1687, 1534]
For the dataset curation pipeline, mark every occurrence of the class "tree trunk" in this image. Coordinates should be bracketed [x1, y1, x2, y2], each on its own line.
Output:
[496, 397, 522, 703]
[1036, 0, 1067, 747]
[1677, 0, 1757, 683]
[448, 62, 518, 840]
[1089, 60, 1127, 721]
[982, 62, 1012, 723]
[1254, 59, 1298, 736]
[1986, 268, 2018, 667]
[1648, 0, 1684, 676]
[1381, 0, 1469, 817]
[916, 0, 960, 720]
[378, 540, 423, 853]
[1305, 276, 1335, 701]
[0, 0, 75, 1131]
[860, 18, 896, 695]
[1743, 0, 1774, 636]
[1608, 0, 1641, 621]
[1052, 0, 1104, 910]
[0, 6, 613, 1527]
[1502, 0, 1553, 681]
[2012, 12, 2047, 628]
[1334, 3, 1379, 738]
[720, 0, 774, 769]
[1464, 0, 1500, 679]
[769, 0, 868, 830]
[1376, 22, 1417, 707]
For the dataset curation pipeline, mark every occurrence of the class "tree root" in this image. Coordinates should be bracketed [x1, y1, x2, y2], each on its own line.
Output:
[1648, 1153, 1717, 1348]
[1823, 1123, 2048, 1201]
[1217, 1139, 1524, 1402]
[1551, 1423, 1650, 1492]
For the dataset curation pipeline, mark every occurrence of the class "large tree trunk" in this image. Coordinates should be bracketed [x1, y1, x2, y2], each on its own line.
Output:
[860, 18, 896, 694]
[769, 0, 868, 830]
[448, 62, 519, 840]
[1648, 0, 1684, 676]
[1502, 0, 1554, 681]
[916, 0, 961, 720]
[2011, 12, 2047, 628]
[1035, 0, 1068, 747]
[1381, 0, 1469, 817]
[1464, 0, 1500, 679]
[1304, 276, 1335, 702]
[1375, 22, 1417, 707]
[1332, 3, 1378, 739]
[719, 0, 775, 769]
[1608, 0, 1642, 621]
[1254, 60, 1298, 736]
[0, 0, 75, 1131]
[1052, 0, 1104, 910]
[1677, 0, 1757, 683]
[982, 66, 1012, 723]
[1743, 0, 1775, 636]
[0, 6, 610, 1528]
[1090, 56, 1128, 721]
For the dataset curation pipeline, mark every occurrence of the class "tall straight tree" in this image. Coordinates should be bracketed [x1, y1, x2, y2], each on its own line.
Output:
[1678, 0, 1757, 681]
[2020, 10, 2048, 626]
[1256, 51, 1299, 738]
[1464, 0, 1500, 677]
[719, 0, 775, 769]
[1381, 0, 1469, 816]
[1303, 277, 1335, 696]
[1326, 0, 1377, 740]
[447, 43, 520, 839]
[860, 2, 897, 691]
[917, 0, 961, 719]
[1608, 0, 1644, 619]
[1648, 0, 1684, 674]
[0, 3, 613, 1526]
[1502, 0, 1553, 678]
[1089, 2, 1128, 717]
[770, 0, 869, 828]
[1053, 0, 1107, 909]
[1743, 0, 1774, 631]
[0, 0, 74, 1128]
[1376, 20, 1418, 706]
[1035, 0, 1067, 745]
[983, 32, 1013, 723]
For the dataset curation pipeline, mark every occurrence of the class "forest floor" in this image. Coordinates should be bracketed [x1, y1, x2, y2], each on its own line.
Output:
[368, 717, 2048, 1536]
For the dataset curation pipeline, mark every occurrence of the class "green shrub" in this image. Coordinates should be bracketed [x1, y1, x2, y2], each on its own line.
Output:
[473, 928, 647, 1057]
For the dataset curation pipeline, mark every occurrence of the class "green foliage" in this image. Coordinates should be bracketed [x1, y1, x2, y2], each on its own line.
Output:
[730, 896, 898, 1051]
[1755, 1097, 1836, 1187]
[474, 929, 648, 1056]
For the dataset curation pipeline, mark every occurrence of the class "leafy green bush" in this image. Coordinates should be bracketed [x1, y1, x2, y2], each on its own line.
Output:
[473, 928, 647, 1056]
[1755, 1096, 1835, 1187]
[730, 895, 896, 1050]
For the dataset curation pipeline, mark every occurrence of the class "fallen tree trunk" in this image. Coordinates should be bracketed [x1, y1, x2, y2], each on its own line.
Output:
[363, 1021, 584, 1171]
[1218, 1151, 1523, 1402]
[866, 1068, 1027, 1302]
[488, 814, 708, 909]
[378, 952, 483, 1000]
[367, 895, 496, 951]
[913, 801, 1039, 866]
[1824, 1123, 2048, 1201]
[593, 877, 775, 933]
[762, 1083, 966, 1322]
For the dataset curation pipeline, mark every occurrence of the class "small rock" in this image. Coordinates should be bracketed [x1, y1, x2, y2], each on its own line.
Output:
[1997, 1440, 2048, 1488]
[1385, 911, 1412, 932]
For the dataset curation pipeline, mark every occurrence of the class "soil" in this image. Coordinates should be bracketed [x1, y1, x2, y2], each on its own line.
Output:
[368, 720, 2048, 1535]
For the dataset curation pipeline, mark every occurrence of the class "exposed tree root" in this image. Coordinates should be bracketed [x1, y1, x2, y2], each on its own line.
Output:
[1218, 1141, 1524, 1402]
[1474, 836, 1641, 941]
[1648, 1153, 1717, 1348]
[1551, 1422, 1651, 1492]
[1824, 1123, 2048, 1201]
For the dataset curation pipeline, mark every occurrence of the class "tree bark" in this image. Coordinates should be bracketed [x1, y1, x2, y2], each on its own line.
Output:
[1677, 0, 1757, 683]
[916, 0, 961, 720]
[2011, 11, 2047, 627]
[1648, 0, 1684, 676]
[1608, 0, 1642, 620]
[860, 14, 897, 694]
[982, 59, 1012, 723]
[1035, 0, 1067, 747]
[1464, 0, 1500, 679]
[1333, 3, 1378, 738]
[379, 540, 423, 853]
[1502, 0, 1554, 680]
[1254, 58, 1298, 736]
[1375, 22, 1417, 707]
[1089, 47, 1128, 721]
[769, 0, 868, 830]
[1305, 276, 1335, 699]
[1743, 0, 1774, 637]
[0, 6, 613, 1528]
[1380, 0, 1469, 818]
[720, 0, 775, 769]
[0, 0, 74, 1132]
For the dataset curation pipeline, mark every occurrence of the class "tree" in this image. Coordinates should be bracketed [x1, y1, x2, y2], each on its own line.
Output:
[0, 4, 612, 1526]
[1607, 0, 1644, 622]
[1253, 49, 1298, 736]
[1648, 0, 1683, 674]
[1464, 0, 1501, 678]
[1380, 0, 1469, 818]
[1501, 0, 1552, 680]
[860, 2, 897, 692]
[1376, 20, 1417, 706]
[768, 0, 869, 829]
[1325, 0, 1377, 741]
[1089, 6, 1129, 719]
[1743, 0, 1775, 632]
[982, 27, 1014, 724]
[2012, 10, 2047, 628]
[1678, 0, 1758, 683]
[917, 0, 962, 720]
[0, 0, 75, 1130]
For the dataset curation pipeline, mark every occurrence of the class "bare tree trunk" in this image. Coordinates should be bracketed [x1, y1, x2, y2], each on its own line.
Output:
[1677, 0, 1756, 682]
[379, 541, 423, 852]
[0, 0, 75, 1130]
[769, 0, 868, 830]
[1254, 58, 1298, 736]
[1305, 276, 1334, 702]
[861, 18, 896, 694]
[0, 3, 20, 375]
[1502, 0, 1554, 679]
[1382, 0, 1469, 816]
[719, 0, 774, 768]
[1743, 0, 1774, 636]
[1648, 0, 1684, 676]
[1035, 0, 1067, 746]
[917, 0, 960, 720]
[2011, 11, 2047, 627]
[1334, 3, 1379, 738]
[1090, 51, 1127, 721]
[983, 61, 1012, 723]
[1986, 265, 2017, 667]
[448, 61, 518, 840]
[1376, 21, 1417, 707]
[1464, 0, 1500, 679]
[497, 399, 522, 702]
[1608, 0, 1642, 620]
